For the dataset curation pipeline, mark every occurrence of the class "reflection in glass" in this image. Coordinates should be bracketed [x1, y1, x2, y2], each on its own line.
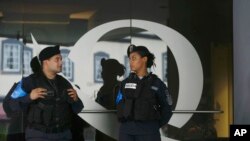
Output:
[94, 52, 109, 83]
[2, 39, 22, 73]
[23, 47, 33, 77]
[61, 49, 74, 81]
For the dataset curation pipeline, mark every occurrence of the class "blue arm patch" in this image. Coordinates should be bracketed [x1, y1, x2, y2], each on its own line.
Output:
[115, 89, 123, 105]
[11, 81, 28, 99]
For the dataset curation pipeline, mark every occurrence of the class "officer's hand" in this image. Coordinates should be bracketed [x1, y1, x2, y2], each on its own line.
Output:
[30, 88, 46, 100]
[67, 88, 78, 102]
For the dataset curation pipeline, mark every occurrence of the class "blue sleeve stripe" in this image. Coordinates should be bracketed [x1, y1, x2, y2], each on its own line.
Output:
[115, 89, 123, 105]
[11, 81, 28, 99]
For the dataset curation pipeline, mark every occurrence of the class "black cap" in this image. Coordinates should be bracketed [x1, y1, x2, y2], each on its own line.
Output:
[39, 45, 60, 62]
[127, 44, 150, 57]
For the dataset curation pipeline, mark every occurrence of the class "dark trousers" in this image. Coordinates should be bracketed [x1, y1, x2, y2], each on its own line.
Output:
[7, 133, 25, 141]
[25, 128, 71, 141]
[26, 138, 70, 141]
[119, 132, 161, 141]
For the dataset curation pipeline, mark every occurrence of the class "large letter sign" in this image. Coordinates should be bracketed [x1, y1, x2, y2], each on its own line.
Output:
[69, 19, 203, 141]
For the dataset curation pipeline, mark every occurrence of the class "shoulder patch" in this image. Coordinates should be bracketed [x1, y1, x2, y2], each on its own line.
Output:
[11, 81, 27, 99]
[151, 86, 159, 91]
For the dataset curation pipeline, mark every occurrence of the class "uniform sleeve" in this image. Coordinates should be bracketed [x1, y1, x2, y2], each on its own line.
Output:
[115, 89, 123, 105]
[156, 81, 173, 127]
[8, 76, 33, 112]
[71, 98, 84, 114]
[61, 77, 84, 114]
[61, 75, 84, 114]
[16, 76, 34, 104]
[10, 76, 33, 104]
[115, 80, 125, 105]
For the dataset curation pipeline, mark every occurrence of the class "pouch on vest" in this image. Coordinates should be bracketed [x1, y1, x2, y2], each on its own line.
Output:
[117, 102, 124, 119]
[33, 106, 42, 123]
[123, 99, 133, 119]
[43, 107, 53, 126]
[38, 102, 54, 126]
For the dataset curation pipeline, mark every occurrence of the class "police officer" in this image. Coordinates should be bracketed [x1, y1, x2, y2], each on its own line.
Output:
[9, 45, 84, 141]
[116, 45, 172, 141]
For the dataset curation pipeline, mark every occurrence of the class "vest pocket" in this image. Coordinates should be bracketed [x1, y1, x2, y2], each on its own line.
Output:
[33, 106, 42, 123]
[117, 101, 124, 119]
[123, 99, 133, 119]
[134, 99, 160, 120]
[134, 99, 150, 120]
[43, 107, 53, 126]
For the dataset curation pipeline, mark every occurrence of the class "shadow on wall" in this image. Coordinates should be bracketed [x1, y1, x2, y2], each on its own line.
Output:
[95, 58, 125, 141]
[95, 58, 125, 110]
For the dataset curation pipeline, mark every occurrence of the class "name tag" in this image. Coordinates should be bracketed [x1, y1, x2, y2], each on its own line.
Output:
[125, 83, 137, 89]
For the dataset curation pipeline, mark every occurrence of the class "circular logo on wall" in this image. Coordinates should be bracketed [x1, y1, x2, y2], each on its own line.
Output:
[69, 19, 203, 141]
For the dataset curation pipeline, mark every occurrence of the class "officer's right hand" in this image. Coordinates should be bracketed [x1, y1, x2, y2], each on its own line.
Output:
[30, 88, 47, 100]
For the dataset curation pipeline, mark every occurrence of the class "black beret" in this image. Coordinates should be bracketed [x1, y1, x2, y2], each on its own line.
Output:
[39, 45, 60, 62]
[30, 56, 41, 73]
[127, 44, 150, 57]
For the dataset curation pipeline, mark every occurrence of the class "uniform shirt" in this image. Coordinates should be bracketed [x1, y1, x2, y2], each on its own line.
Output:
[9, 73, 84, 140]
[10, 73, 83, 114]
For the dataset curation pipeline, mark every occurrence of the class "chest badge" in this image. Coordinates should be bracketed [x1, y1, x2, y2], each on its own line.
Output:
[125, 83, 137, 89]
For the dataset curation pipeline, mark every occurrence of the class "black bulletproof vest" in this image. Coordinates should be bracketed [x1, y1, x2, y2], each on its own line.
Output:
[118, 73, 161, 121]
[27, 74, 73, 133]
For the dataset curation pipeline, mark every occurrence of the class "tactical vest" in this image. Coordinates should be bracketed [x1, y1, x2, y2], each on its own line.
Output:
[27, 74, 73, 133]
[117, 73, 161, 121]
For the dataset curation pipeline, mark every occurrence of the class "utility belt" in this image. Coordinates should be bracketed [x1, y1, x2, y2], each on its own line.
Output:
[28, 123, 69, 133]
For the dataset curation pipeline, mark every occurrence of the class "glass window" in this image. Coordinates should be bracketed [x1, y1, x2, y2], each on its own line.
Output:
[94, 52, 109, 83]
[61, 49, 74, 81]
[0, 0, 233, 140]
[23, 46, 33, 77]
[1, 39, 21, 74]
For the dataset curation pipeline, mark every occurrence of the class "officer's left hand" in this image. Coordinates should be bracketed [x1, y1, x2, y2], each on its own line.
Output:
[67, 88, 78, 102]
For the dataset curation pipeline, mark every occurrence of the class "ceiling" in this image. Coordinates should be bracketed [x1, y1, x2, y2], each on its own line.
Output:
[0, 0, 231, 46]
[0, 0, 170, 45]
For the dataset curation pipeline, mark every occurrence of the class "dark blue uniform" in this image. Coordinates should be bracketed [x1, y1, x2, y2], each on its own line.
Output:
[116, 73, 172, 141]
[9, 73, 84, 141]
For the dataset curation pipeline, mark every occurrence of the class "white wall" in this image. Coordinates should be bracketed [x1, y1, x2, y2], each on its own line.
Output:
[73, 37, 167, 100]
